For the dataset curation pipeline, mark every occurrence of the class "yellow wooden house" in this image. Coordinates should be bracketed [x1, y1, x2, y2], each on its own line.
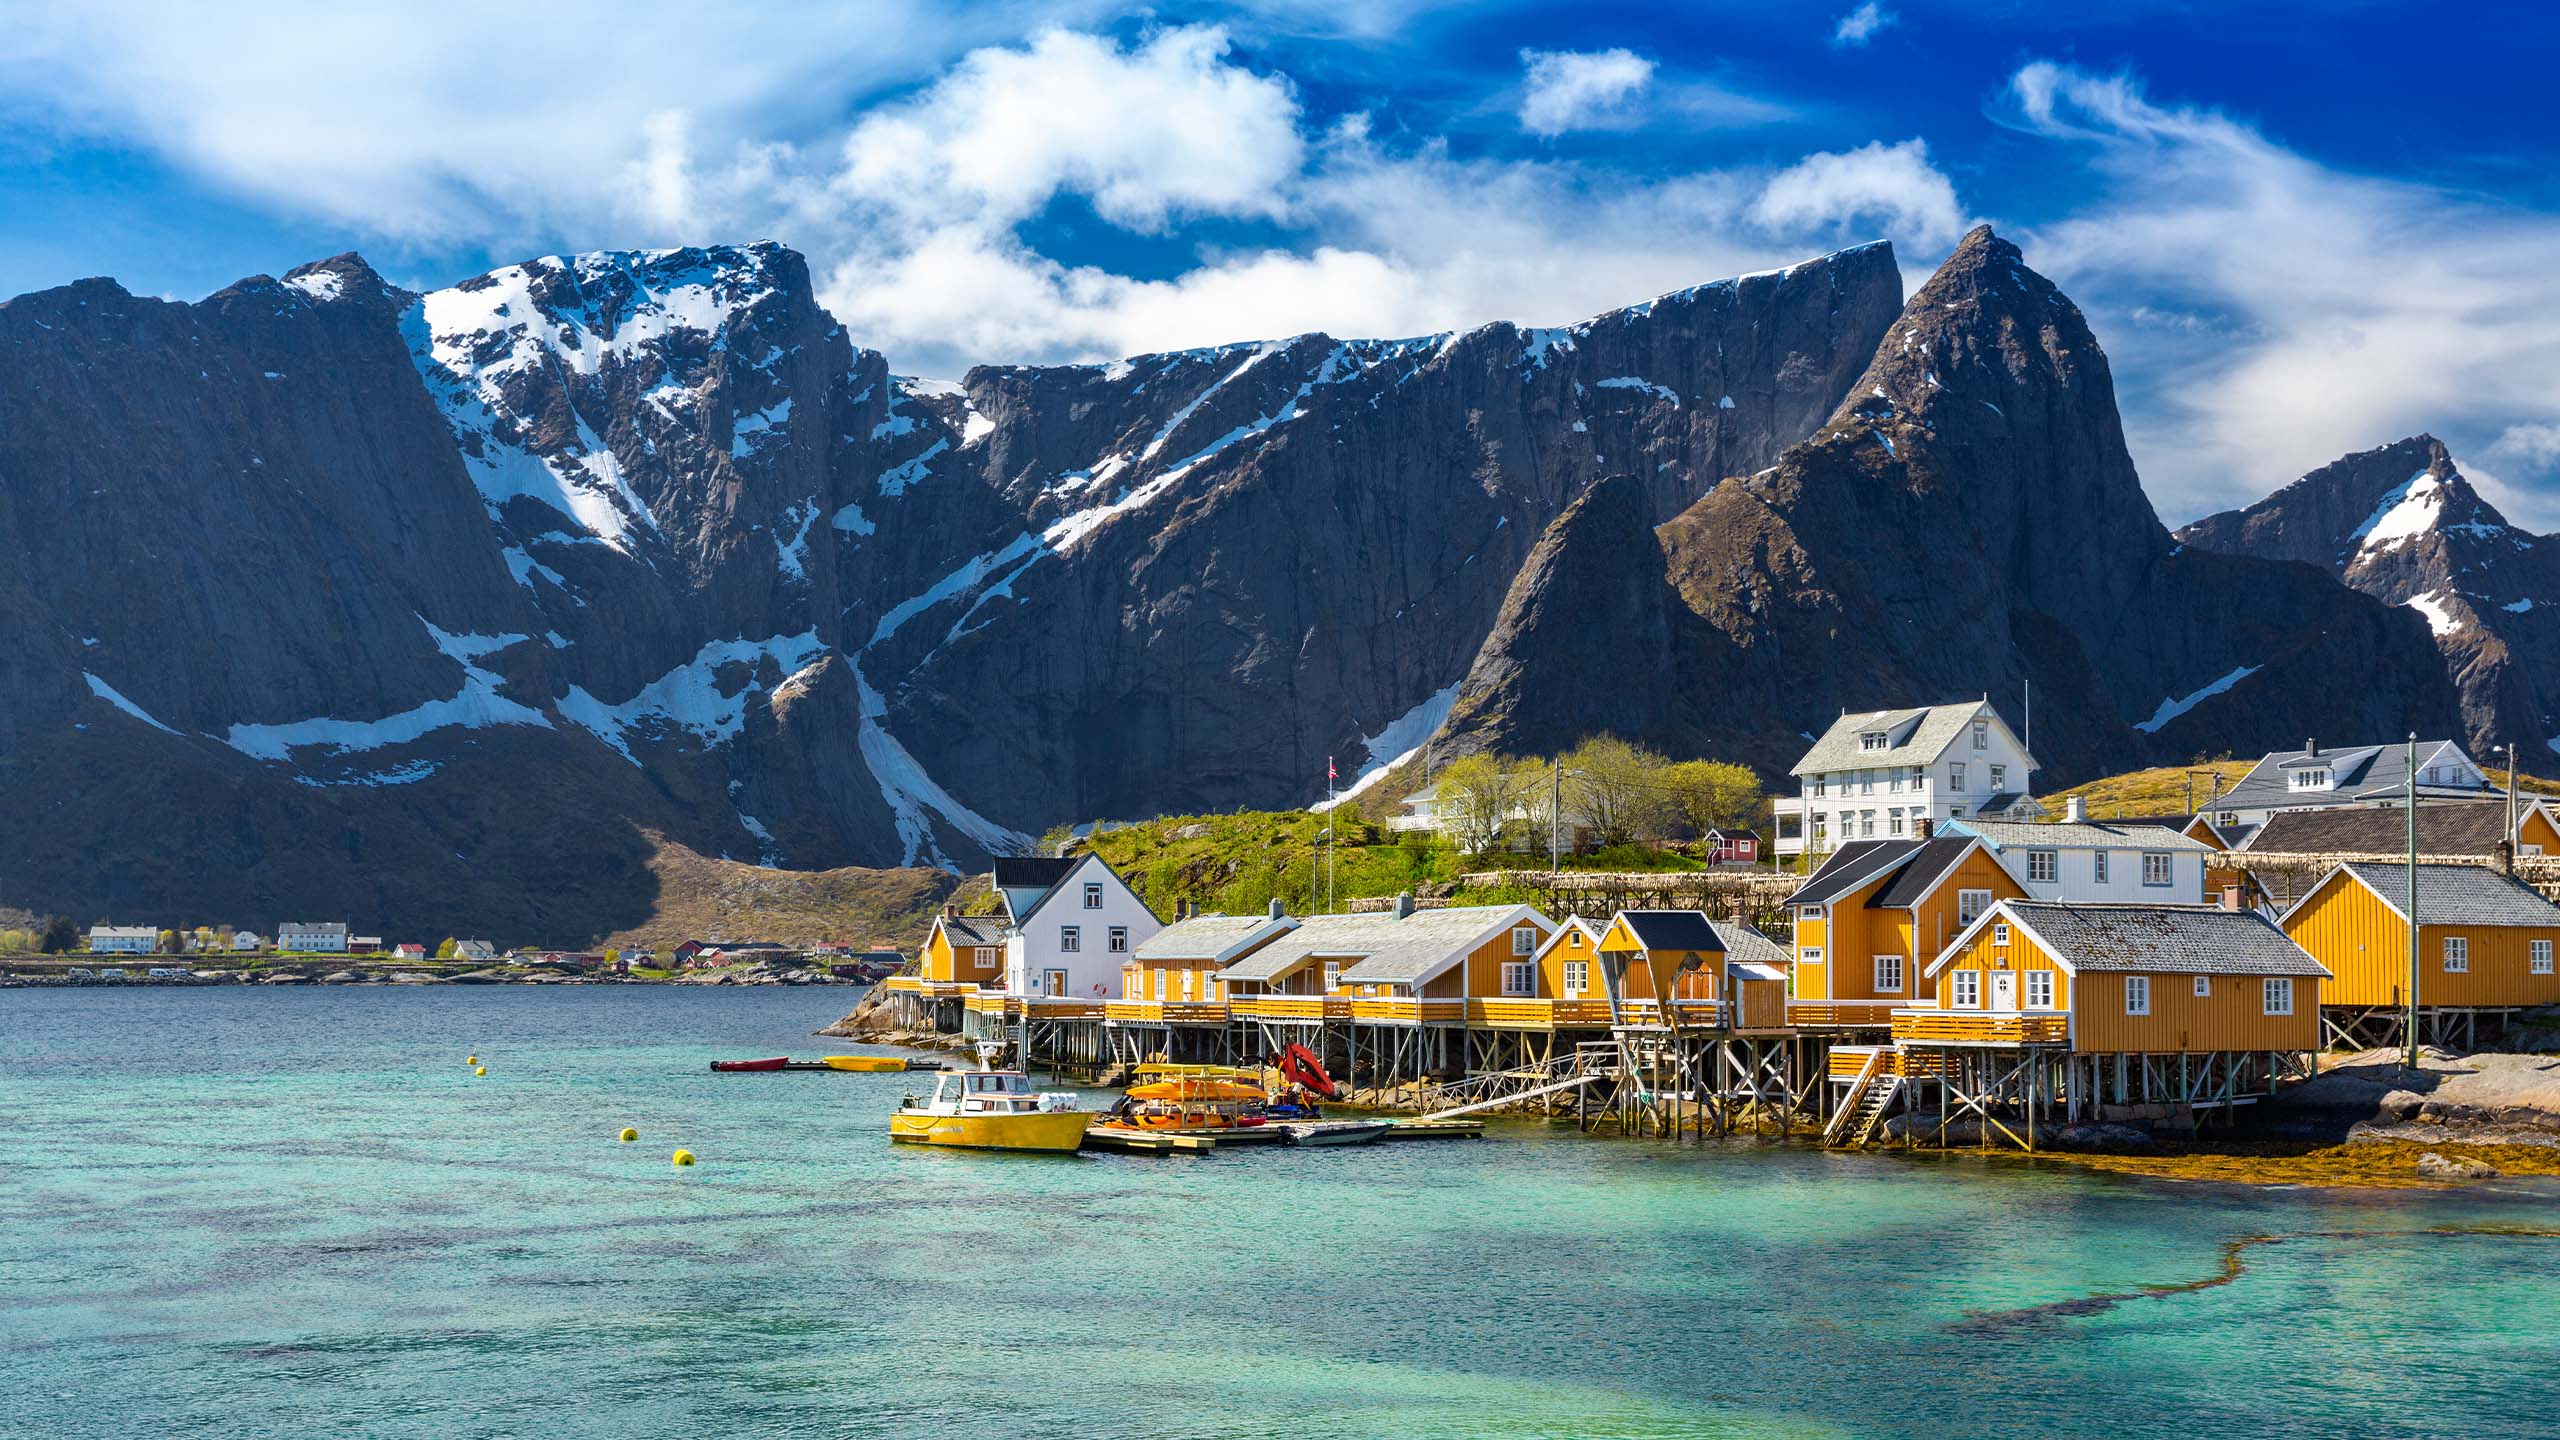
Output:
[916, 910, 1007, 991]
[1592, 910, 1791, 1031]
[1785, 834, 2024, 1026]
[1111, 903, 1298, 1017]
[2280, 861, 2560, 1047]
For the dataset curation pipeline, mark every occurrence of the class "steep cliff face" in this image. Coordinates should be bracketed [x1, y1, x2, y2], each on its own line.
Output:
[0, 239, 1899, 934]
[2177, 436, 2560, 755]
[1439, 226, 2464, 780]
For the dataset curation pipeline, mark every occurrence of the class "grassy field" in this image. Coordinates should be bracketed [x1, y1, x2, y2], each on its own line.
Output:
[2049, 760, 2560, 820]
[591, 834, 962, 952]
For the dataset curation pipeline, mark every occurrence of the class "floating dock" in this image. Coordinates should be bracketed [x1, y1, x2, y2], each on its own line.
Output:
[1080, 1117, 1482, 1153]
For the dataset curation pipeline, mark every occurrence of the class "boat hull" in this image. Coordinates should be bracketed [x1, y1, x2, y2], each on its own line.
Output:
[1282, 1120, 1393, 1147]
[888, 1109, 1092, 1153]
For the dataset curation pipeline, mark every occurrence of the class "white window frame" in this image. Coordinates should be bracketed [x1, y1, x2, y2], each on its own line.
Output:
[2125, 975, 2151, 1016]
[1888, 808, 1905, 836]
[1989, 764, 2007, 790]
[1501, 961, 1533, 997]
[1059, 925, 1081, 953]
[1861, 731, 1888, 752]
[1992, 923, 2011, 948]
[1154, 968, 1167, 1001]
[1322, 960, 1341, 992]
[1799, 946, 1825, 967]
[1512, 925, 1536, 956]
[2193, 975, 2212, 998]
[1873, 954, 1904, 993]
[2443, 935, 2469, 973]
[2142, 852, 2173, 887]
[1083, 882, 1104, 909]
[1957, 889, 1993, 927]
[1953, 971, 1981, 1008]
[975, 946, 998, 970]
[2263, 977, 2293, 1016]
[1950, 762, 1967, 791]
[2534, 939, 2554, 975]
[1563, 960, 1590, 999]
[2027, 850, 2057, 884]
[1972, 718, 1988, 751]
[2025, 971, 2053, 1009]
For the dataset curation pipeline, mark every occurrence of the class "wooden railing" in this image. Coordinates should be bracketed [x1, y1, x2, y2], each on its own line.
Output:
[1787, 999, 1903, 1028]
[884, 977, 980, 997]
[1827, 1044, 1887, 1079]
[1347, 997, 1467, 1024]
[1889, 1009, 2067, 1045]
[1465, 998, 1618, 1028]
[1102, 1000, 1230, 1024]
[1230, 994, 1349, 1021]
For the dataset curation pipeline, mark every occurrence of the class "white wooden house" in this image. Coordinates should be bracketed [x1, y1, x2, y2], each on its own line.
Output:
[991, 855, 1164, 1002]
[1773, 701, 2042, 859]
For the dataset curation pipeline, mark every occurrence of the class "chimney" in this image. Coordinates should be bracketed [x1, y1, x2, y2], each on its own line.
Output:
[2494, 840, 2515, 877]
[943, 901, 959, 919]
[1268, 897, 1286, 920]
[2305, 737, 2320, 758]
[2064, 795, 2087, 823]
[1393, 890, 1415, 919]
[2220, 884, 2241, 911]
[1914, 817, 1934, 841]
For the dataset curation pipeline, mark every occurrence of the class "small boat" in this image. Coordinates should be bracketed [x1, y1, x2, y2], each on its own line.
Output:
[823, 1055, 909, 1073]
[710, 1056, 790, 1072]
[1280, 1119, 1393, 1147]
[889, 1048, 1092, 1152]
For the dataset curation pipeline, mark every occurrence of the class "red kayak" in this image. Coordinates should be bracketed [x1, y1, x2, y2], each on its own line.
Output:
[710, 1056, 790, 1072]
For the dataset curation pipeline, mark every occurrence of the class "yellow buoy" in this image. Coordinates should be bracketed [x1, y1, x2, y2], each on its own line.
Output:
[671, 1149, 696, 1167]
[618, 1127, 638, 1142]
[474, 1066, 487, 1076]
[466, 1055, 478, 1065]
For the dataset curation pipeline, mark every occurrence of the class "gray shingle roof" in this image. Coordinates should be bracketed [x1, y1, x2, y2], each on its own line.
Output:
[2246, 802, 2511, 857]
[1337, 905, 1549, 985]
[1948, 818, 2214, 854]
[1791, 701, 2024, 776]
[2331, 862, 2560, 927]
[1220, 912, 1407, 983]
[1709, 920, 1790, 970]
[2215, 739, 2482, 814]
[939, 916, 1008, 947]
[1132, 913, 1294, 964]
[2004, 902, 2328, 977]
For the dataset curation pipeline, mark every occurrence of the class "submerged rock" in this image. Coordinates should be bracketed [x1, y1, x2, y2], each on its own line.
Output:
[2048, 1123, 2156, 1153]
[2417, 1152, 2499, 1180]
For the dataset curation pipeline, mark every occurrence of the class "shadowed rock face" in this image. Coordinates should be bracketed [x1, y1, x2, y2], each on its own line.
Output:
[2179, 435, 2560, 756]
[1439, 226, 2464, 780]
[0, 239, 1900, 935]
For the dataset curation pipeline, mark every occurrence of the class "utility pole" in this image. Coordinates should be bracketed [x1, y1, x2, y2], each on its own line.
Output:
[1551, 759, 1563, 876]
[2405, 732, 2421, 1071]
[2507, 742, 2519, 843]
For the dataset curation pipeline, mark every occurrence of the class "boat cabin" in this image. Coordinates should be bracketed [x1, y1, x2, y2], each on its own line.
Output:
[918, 1070, 1056, 1116]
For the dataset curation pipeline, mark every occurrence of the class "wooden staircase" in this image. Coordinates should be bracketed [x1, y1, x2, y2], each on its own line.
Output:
[1823, 1048, 1903, 1149]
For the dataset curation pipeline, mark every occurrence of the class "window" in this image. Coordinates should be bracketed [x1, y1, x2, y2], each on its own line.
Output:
[1812, 815, 1829, 842]
[2263, 978, 2293, 1016]
[1323, 961, 1341, 991]
[1059, 926, 1082, 953]
[1888, 808, 1906, 836]
[2291, 768, 2331, 790]
[1873, 954, 1904, 992]
[975, 946, 998, 970]
[1992, 923, 2011, 947]
[1501, 962, 1532, 996]
[1201, 973, 1218, 1001]
[2194, 975, 2212, 998]
[1563, 960, 1590, 998]
[1108, 926, 1129, 954]
[2027, 850, 2058, 884]
[2093, 851, 2109, 884]
[1957, 890, 1993, 926]
[2216, 810, 2238, 826]
[2125, 975, 2151, 1016]
[1973, 718, 1988, 750]
[1154, 969, 1167, 1001]
[2443, 936, 2469, 973]
[2535, 940, 2554, 975]
[1083, 882, 1103, 909]
[1950, 762, 1967, 792]
[1860, 730, 1889, 752]
[1860, 811, 1876, 838]
[1813, 776, 1828, 797]
[1953, 971, 1981, 1007]
[1988, 764, 2007, 791]
[2025, 971, 2053, 1008]
[1800, 946, 1825, 967]
[1860, 772, 1875, 796]
[1512, 925, 1537, 956]
[1800, 906, 1824, 923]
[2142, 853, 2173, 887]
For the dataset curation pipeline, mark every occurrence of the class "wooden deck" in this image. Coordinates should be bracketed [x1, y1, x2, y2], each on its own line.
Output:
[1889, 1010, 2068, 1046]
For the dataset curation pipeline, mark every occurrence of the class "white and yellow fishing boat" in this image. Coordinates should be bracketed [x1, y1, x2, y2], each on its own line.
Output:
[888, 1051, 1092, 1153]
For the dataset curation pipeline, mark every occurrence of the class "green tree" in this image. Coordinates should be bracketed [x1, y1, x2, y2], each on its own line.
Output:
[39, 916, 78, 953]
[156, 928, 179, 954]
[435, 937, 458, 959]
[1563, 736, 1676, 848]
[1664, 759, 1763, 837]
[1435, 754, 1525, 856]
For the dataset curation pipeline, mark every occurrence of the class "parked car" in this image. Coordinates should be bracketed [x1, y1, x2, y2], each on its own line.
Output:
[98, 968, 127, 981]
[148, 967, 186, 979]
[67, 967, 96, 980]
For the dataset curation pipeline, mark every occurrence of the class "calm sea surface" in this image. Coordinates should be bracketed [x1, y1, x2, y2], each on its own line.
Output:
[7, 986, 2558, 1439]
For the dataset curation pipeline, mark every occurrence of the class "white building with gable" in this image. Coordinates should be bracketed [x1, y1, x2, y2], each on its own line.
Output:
[989, 854, 1164, 1002]
[1773, 701, 2043, 859]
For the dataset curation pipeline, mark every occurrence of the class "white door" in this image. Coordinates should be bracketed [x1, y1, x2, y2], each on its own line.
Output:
[1990, 973, 2017, 1011]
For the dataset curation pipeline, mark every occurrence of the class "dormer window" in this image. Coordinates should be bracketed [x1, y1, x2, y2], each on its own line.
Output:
[1860, 731, 1889, 752]
[2291, 768, 2331, 791]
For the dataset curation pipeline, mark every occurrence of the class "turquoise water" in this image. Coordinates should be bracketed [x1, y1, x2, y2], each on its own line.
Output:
[7, 988, 2558, 1439]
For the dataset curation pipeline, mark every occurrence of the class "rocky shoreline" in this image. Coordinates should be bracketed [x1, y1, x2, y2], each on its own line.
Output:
[4, 958, 870, 988]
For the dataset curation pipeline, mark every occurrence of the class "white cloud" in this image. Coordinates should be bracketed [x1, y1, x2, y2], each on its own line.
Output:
[1831, 3, 1897, 48]
[1517, 48, 1656, 137]
[1751, 139, 1965, 248]
[2005, 61, 2560, 529]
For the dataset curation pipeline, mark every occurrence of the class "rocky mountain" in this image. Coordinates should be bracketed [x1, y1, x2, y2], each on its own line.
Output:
[1436, 227, 2466, 781]
[0, 238, 1899, 937]
[2177, 436, 2560, 756]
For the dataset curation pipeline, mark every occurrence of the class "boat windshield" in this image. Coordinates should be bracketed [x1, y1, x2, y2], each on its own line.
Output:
[967, 1073, 1033, 1094]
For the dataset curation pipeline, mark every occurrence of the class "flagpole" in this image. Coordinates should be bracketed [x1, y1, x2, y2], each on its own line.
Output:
[1327, 755, 1338, 915]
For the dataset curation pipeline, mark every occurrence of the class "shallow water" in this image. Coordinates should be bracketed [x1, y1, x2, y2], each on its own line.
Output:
[6, 987, 2557, 1439]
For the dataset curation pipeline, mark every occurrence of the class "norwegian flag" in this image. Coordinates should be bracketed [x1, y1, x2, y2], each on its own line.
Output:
[1327, 755, 1337, 783]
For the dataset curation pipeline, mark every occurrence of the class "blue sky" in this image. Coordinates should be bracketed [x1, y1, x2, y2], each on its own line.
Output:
[4, 1, 2557, 526]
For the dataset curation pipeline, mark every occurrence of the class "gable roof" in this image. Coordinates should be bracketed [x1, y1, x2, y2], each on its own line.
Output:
[1791, 701, 2032, 776]
[1336, 905, 1552, 984]
[1534, 915, 1604, 961]
[2310, 862, 2560, 928]
[1003, 853, 1159, 927]
[1707, 919, 1790, 970]
[1606, 910, 1725, 953]
[1946, 817, 2214, 855]
[1785, 839, 1918, 907]
[934, 914, 1008, 948]
[2244, 801, 2514, 857]
[1981, 901, 2330, 977]
[1132, 912, 1297, 965]
[1221, 912, 1406, 983]
[2217, 739, 2482, 813]
[1867, 836, 1984, 908]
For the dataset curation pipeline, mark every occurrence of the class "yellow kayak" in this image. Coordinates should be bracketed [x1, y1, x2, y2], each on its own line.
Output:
[825, 1055, 908, 1072]
[1126, 1079, 1265, 1102]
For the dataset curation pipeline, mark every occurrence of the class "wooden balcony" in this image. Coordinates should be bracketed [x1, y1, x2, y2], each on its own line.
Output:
[883, 976, 980, 997]
[1347, 997, 1467, 1025]
[1230, 994, 1349, 1022]
[963, 992, 1105, 1020]
[1889, 1009, 2068, 1046]
[1787, 999, 1904, 1029]
[1466, 997, 1618, 1029]
[1103, 1000, 1231, 1025]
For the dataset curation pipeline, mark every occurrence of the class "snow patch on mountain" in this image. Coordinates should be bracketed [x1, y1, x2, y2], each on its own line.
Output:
[224, 621, 545, 762]
[558, 631, 825, 764]
[2405, 589, 2461, 637]
[2352, 470, 2446, 552]
[847, 656, 1033, 867]
[1314, 682, 1462, 809]
[1595, 376, 1680, 406]
[83, 672, 181, 735]
[2134, 663, 2262, 734]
